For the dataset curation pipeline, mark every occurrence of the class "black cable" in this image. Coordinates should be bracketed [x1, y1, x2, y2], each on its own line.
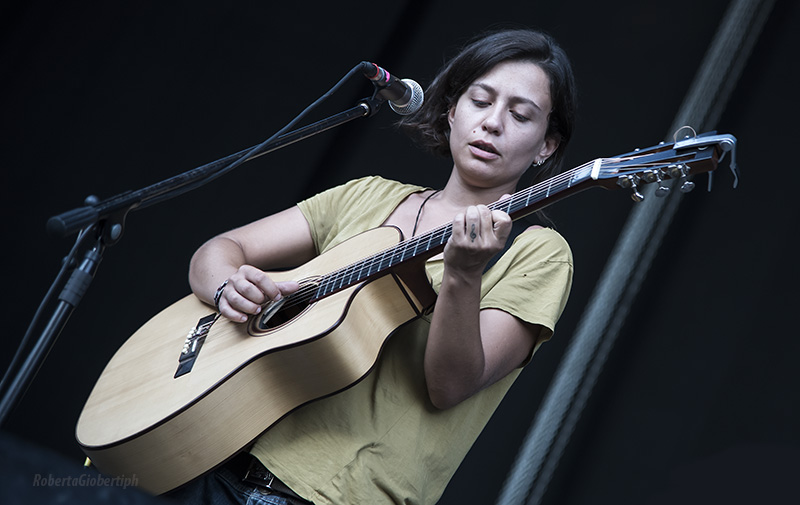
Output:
[142, 62, 369, 209]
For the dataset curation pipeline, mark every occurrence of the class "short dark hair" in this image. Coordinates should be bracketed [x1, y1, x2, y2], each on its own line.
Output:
[400, 28, 577, 184]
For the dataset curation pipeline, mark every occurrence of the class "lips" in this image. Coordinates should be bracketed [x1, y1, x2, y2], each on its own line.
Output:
[470, 140, 499, 155]
[468, 140, 500, 160]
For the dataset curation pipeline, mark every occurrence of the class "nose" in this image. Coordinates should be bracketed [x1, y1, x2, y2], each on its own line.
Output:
[481, 106, 504, 135]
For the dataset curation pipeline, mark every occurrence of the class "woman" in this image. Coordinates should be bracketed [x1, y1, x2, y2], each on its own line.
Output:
[178, 27, 576, 505]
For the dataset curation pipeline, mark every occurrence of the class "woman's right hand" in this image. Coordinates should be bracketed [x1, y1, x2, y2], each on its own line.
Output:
[216, 265, 300, 323]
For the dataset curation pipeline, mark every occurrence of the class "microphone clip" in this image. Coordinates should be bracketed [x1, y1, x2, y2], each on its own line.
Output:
[360, 61, 423, 116]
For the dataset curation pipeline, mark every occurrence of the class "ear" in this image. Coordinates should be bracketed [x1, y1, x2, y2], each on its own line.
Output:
[447, 103, 456, 128]
[538, 135, 559, 160]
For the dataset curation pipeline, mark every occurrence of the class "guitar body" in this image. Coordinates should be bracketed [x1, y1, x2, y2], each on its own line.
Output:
[75, 226, 434, 495]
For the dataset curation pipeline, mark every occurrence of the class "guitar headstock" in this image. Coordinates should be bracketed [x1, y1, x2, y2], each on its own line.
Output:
[590, 131, 738, 201]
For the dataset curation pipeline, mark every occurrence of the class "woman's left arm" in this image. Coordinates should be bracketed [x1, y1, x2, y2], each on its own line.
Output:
[424, 205, 541, 409]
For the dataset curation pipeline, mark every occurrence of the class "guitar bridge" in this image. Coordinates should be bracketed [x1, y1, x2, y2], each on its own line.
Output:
[175, 313, 218, 378]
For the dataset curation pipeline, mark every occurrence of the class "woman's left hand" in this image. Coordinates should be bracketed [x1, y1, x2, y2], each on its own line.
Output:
[444, 204, 512, 274]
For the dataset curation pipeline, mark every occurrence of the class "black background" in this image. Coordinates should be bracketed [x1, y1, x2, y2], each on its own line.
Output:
[2, 1, 799, 504]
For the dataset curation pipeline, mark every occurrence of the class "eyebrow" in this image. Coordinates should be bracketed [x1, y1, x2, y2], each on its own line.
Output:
[469, 82, 544, 112]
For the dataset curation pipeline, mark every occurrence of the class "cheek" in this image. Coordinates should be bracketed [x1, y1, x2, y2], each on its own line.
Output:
[512, 132, 542, 159]
[522, 127, 550, 155]
[448, 112, 470, 144]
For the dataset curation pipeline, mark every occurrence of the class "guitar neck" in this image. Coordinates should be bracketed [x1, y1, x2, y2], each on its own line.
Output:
[313, 130, 736, 300]
[314, 163, 595, 300]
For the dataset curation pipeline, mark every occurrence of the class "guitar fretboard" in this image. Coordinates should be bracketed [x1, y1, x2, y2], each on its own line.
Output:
[314, 163, 595, 299]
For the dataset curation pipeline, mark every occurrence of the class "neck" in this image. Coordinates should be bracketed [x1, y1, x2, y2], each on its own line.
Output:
[438, 169, 521, 209]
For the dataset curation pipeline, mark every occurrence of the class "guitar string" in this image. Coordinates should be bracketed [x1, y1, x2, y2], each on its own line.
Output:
[282, 157, 632, 308]
[275, 155, 674, 311]
[279, 161, 597, 311]
[323, 159, 599, 281]
[338, 154, 685, 285]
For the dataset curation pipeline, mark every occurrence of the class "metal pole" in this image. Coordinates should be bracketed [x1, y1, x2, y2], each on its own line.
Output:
[495, 1, 775, 503]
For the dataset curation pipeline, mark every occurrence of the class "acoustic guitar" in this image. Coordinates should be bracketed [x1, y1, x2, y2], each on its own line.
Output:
[75, 132, 737, 494]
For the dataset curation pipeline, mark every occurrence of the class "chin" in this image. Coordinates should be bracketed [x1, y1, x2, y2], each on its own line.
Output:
[459, 163, 518, 188]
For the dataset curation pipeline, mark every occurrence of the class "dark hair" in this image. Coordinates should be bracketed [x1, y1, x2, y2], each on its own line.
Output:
[400, 28, 577, 185]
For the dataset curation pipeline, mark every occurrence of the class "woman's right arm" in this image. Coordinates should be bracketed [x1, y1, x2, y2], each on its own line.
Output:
[188, 205, 317, 322]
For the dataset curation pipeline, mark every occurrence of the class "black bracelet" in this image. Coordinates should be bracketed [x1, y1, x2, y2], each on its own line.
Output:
[213, 280, 229, 312]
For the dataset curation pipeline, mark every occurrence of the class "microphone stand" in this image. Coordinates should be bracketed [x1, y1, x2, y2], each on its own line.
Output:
[0, 89, 391, 427]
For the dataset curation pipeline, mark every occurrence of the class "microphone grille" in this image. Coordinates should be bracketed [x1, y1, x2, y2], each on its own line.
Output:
[389, 79, 424, 115]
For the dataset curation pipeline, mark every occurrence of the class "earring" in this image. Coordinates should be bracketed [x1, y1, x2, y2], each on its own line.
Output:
[532, 159, 545, 167]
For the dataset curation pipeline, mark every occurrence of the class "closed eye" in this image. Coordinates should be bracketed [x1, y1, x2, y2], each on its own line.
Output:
[511, 110, 530, 122]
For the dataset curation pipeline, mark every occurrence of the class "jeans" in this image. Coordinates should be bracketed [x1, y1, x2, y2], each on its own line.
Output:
[166, 467, 295, 505]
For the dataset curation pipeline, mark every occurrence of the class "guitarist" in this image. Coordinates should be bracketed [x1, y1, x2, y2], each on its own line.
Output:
[172, 28, 576, 505]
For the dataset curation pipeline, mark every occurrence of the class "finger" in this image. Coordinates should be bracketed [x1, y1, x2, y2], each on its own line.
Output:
[241, 267, 286, 302]
[222, 280, 265, 317]
[465, 206, 482, 242]
[217, 294, 251, 323]
[220, 278, 300, 324]
[276, 280, 301, 296]
[491, 209, 513, 241]
[452, 212, 466, 240]
[476, 205, 495, 235]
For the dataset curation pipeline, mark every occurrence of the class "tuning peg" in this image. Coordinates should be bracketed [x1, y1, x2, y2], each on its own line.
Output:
[668, 164, 695, 193]
[641, 170, 670, 198]
[617, 175, 645, 202]
[654, 172, 671, 197]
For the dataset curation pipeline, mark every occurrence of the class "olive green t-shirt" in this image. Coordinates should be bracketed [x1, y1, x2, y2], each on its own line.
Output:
[251, 176, 573, 504]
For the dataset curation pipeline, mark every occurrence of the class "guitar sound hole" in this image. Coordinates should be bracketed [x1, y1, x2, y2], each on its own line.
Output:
[249, 295, 310, 334]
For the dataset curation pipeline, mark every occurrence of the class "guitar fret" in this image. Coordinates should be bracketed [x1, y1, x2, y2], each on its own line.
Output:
[362, 259, 373, 278]
[400, 241, 411, 264]
[316, 279, 328, 298]
[342, 266, 354, 287]
[379, 250, 388, 266]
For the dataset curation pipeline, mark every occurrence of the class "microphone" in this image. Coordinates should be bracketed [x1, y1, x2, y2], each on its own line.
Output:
[361, 62, 423, 115]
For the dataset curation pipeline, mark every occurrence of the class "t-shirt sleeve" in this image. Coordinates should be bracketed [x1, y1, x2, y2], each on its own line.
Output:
[480, 227, 573, 344]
